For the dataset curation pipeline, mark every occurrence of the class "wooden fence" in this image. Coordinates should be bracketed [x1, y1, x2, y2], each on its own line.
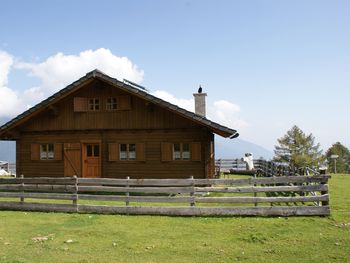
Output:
[215, 159, 248, 174]
[0, 175, 330, 216]
[215, 159, 321, 177]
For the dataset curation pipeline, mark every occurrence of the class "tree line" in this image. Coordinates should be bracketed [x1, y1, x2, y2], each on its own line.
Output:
[273, 125, 350, 173]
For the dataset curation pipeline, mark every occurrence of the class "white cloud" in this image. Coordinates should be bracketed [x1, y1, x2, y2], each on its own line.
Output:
[0, 51, 22, 117]
[0, 48, 144, 118]
[150, 90, 247, 129]
[0, 86, 22, 117]
[151, 90, 194, 112]
[208, 100, 248, 129]
[16, 48, 144, 95]
[0, 51, 13, 86]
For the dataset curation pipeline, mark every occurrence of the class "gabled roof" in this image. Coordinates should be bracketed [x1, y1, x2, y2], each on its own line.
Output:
[0, 69, 238, 138]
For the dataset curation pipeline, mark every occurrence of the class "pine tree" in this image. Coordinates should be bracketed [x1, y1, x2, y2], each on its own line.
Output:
[325, 142, 350, 173]
[274, 125, 323, 169]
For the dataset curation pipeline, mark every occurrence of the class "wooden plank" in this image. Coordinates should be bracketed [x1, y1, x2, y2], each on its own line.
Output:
[0, 201, 330, 216]
[78, 178, 193, 186]
[195, 194, 329, 204]
[0, 177, 76, 185]
[0, 201, 77, 213]
[23, 184, 76, 192]
[78, 194, 192, 203]
[0, 192, 328, 204]
[77, 176, 329, 186]
[0, 184, 75, 192]
[0, 192, 75, 200]
[195, 184, 328, 193]
[78, 185, 193, 194]
[0, 184, 21, 190]
[78, 194, 127, 202]
[195, 176, 330, 185]
[77, 205, 330, 216]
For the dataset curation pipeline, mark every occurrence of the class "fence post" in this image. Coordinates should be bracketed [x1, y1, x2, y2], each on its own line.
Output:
[320, 172, 329, 206]
[253, 173, 258, 207]
[73, 175, 78, 212]
[190, 176, 195, 207]
[217, 159, 221, 178]
[271, 163, 275, 206]
[20, 174, 24, 203]
[126, 176, 130, 206]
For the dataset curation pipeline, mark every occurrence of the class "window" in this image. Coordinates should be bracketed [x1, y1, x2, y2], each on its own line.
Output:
[40, 144, 54, 160]
[31, 143, 62, 161]
[106, 97, 118, 110]
[120, 144, 136, 160]
[109, 143, 145, 162]
[172, 143, 191, 161]
[162, 142, 201, 162]
[88, 98, 100, 111]
[86, 144, 100, 157]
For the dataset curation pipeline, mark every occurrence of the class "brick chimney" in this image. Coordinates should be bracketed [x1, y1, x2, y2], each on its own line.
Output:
[193, 86, 207, 117]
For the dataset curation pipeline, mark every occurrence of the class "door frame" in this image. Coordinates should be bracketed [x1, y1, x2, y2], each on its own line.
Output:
[81, 140, 102, 178]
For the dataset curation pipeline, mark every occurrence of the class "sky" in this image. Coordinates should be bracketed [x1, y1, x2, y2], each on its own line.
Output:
[0, 0, 349, 152]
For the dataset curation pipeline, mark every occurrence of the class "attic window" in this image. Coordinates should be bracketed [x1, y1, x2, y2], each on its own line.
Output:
[106, 98, 117, 110]
[88, 98, 100, 111]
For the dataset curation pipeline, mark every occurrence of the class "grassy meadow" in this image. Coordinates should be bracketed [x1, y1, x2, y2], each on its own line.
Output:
[0, 174, 349, 262]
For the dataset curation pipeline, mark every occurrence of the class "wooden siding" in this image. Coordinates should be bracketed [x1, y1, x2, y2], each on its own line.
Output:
[17, 129, 210, 178]
[21, 80, 200, 132]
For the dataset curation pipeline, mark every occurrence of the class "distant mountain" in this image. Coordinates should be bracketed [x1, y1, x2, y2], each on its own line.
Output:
[215, 136, 273, 160]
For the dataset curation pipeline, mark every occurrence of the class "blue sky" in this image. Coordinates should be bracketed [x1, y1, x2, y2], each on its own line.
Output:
[0, 0, 349, 152]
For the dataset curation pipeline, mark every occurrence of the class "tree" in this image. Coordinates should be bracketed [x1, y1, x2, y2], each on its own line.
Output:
[325, 142, 350, 173]
[274, 125, 323, 169]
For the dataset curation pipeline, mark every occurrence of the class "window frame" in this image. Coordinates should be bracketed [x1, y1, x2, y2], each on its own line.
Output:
[106, 97, 118, 110]
[172, 143, 191, 161]
[88, 98, 100, 111]
[86, 144, 100, 157]
[119, 143, 137, 161]
[40, 143, 55, 160]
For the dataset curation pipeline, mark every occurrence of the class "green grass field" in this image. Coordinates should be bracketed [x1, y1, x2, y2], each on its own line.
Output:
[0, 174, 349, 263]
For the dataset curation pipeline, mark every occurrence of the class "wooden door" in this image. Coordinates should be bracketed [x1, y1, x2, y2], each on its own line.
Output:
[83, 143, 101, 178]
[64, 143, 82, 177]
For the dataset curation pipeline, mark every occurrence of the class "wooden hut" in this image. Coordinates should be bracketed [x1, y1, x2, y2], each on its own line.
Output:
[0, 70, 238, 178]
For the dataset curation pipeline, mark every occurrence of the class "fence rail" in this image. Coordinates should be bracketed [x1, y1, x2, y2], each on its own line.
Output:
[0, 176, 330, 216]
